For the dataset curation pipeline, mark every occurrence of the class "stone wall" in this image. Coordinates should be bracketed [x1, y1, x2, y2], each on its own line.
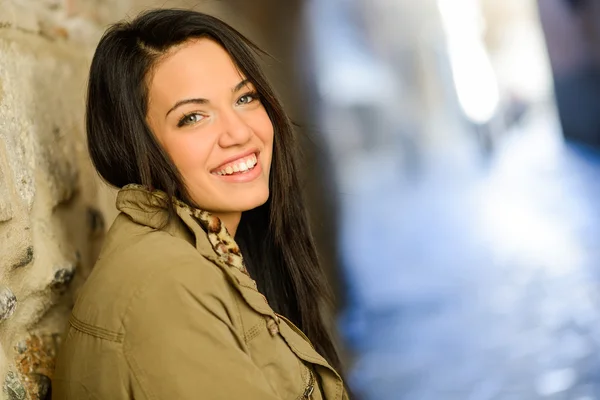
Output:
[0, 9, 102, 400]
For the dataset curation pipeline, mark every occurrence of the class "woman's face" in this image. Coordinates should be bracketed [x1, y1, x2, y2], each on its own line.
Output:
[146, 38, 274, 229]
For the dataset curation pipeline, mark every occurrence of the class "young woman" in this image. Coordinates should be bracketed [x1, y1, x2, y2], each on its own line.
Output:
[52, 8, 348, 400]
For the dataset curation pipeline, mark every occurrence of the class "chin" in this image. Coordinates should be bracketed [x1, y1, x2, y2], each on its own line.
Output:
[240, 192, 269, 211]
[223, 189, 269, 213]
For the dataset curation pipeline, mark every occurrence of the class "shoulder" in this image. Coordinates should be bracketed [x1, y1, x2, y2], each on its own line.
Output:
[71, 213, 233, 336]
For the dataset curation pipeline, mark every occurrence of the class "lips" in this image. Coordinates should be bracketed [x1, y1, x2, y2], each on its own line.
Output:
[210, 151, 263, 184]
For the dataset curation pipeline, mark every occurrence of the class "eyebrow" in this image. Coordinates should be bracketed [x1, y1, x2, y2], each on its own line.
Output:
[165, 79, 251, 118]
[233, 78, 251, 93]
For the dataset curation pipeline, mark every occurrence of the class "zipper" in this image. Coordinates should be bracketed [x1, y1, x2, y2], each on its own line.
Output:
[303, 369, 315, 399]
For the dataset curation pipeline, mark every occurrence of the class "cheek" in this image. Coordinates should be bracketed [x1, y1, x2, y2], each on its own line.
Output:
[252, 113, 274, 148]
[162, 132, 212, 172]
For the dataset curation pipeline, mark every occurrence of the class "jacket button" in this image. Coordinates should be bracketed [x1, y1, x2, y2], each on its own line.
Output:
[266, 317, 279, 336]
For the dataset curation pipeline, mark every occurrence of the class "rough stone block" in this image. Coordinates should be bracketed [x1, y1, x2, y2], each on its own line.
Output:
[14, 333, 60, 400]
[86, 206, 105, 238]
[11, 247, 34, 271]
[0, 44, 37, 212]
[40, 126, 79, 208]
[0, 286, 17, 323]
[50, 264, 76, 294]
[0, 2, 41, 33]
[0, 166, 13, 223]
[2, 371, 25, 400]
[0, 92, 14, 222]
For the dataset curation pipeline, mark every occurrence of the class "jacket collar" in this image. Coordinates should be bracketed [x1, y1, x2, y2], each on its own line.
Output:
[115, 184, 248, 275]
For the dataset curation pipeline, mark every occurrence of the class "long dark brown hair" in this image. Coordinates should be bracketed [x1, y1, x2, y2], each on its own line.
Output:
[86, 8, 342, 373]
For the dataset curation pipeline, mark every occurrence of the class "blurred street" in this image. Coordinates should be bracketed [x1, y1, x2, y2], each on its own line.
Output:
[337, 105, 600, 399]
[297, 0, 600, 397]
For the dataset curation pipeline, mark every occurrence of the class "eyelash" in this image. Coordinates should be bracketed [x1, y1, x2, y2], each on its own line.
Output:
[177, 91, 260, 128]
[177, 113, 204, 127]
[237, 91, 259, 105]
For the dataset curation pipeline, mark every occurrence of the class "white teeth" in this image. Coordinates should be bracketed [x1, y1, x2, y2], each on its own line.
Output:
[215, 153, 258, 175]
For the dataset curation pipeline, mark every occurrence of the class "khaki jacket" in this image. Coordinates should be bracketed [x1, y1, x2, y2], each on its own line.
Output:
[52, 185, 348, 400]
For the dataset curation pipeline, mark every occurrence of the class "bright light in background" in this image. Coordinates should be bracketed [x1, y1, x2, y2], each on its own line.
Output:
[474, 116, 586, 277]
[447, 43, 500, 124]
[438, 0, 500, 124]
[438, 0, 483, 39]
[493, 21, 553, 102]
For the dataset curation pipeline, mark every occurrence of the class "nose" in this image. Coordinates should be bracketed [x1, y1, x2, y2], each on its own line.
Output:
[217, 108, 253, 148]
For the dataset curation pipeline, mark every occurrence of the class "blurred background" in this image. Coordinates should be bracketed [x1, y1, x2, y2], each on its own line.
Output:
[295, 0, 600, 399]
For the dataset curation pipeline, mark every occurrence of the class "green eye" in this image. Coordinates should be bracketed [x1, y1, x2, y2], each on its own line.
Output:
[237, 92, 259, 105]
[178, 113, 204, 127]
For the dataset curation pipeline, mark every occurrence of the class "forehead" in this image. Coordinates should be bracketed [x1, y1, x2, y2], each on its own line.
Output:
[149, 38, 245, 104]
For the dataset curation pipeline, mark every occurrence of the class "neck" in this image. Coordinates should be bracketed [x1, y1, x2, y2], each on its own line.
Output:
[213, 211, 242, 237]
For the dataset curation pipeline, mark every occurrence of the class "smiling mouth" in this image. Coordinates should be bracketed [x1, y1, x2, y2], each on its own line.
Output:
[212, 153, 258, 176]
